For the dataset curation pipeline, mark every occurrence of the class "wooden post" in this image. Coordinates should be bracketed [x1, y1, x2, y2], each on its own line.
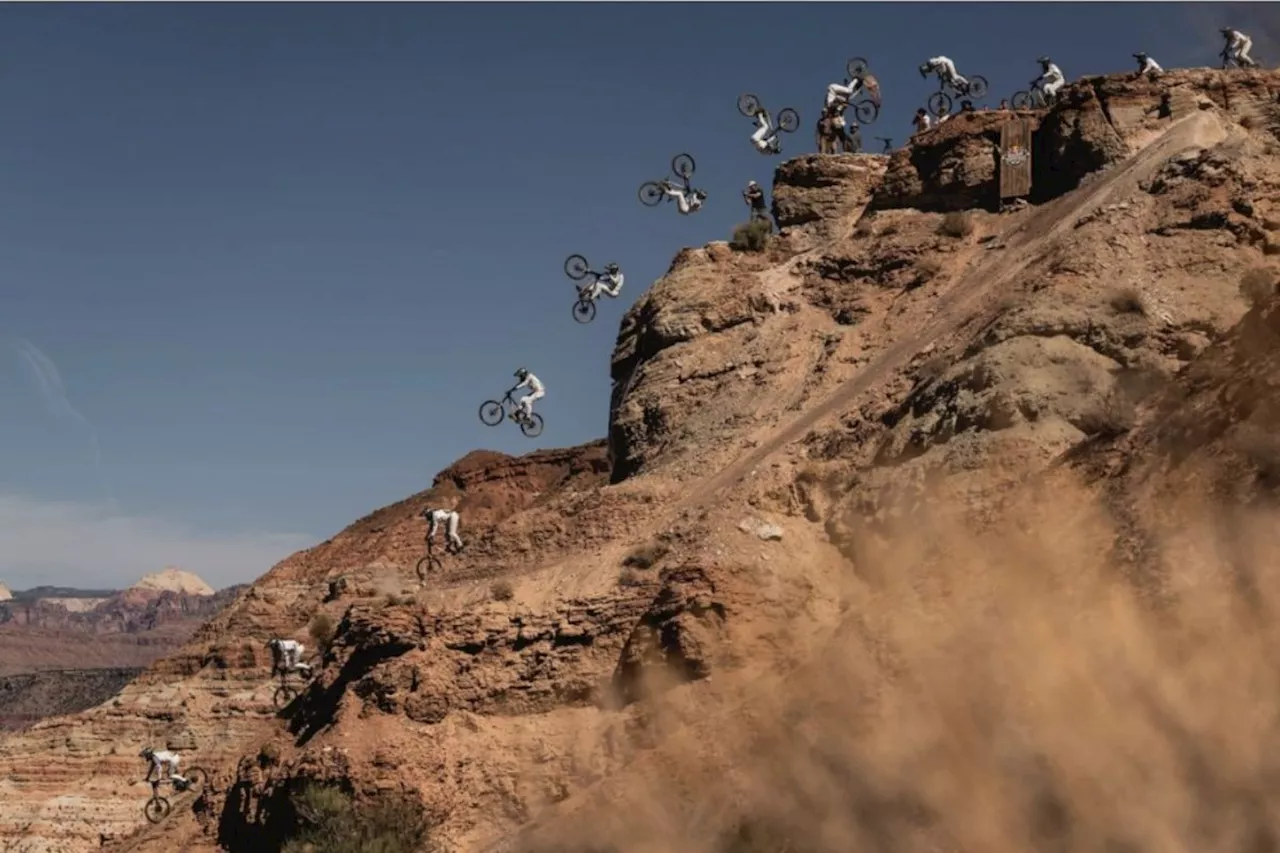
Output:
[999, 118, 1033, 200]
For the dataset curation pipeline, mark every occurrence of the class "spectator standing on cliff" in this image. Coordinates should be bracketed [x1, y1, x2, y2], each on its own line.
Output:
[743, 181, 769, 222]
[912, 108, 933, 135]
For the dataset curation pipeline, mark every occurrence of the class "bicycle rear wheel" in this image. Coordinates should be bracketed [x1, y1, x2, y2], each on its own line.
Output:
[638, 182, 665, 207]
[415, 554, 442, 582]
[520, 413, 545, 438]
[846, 57, 869, 79]
[776, 108, 799, 133]
[853, 100, 879, 125]
[183, 767, 208, 794]
[572, 299, 596, 324]
[1011, 90, 1033, 110]
[563, 254, 589, 280]
[273, 684, 298, 709]
[927, 91, 952, 117]
[671, 153, 696, 180]
[737, 92, 761, 118]
[966, 75, 989, 98]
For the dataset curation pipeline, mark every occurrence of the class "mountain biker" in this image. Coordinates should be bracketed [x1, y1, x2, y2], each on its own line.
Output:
[919, 56, 969, 92]
[1033, 56, 1065, 103]
[1221, 28, 1255, 67]
[140, 746, 187, 788]
[663, 181, 706, 215]
[750, 108, 781, 154]
[511, 368, 545, 420]
[582, 262, 624, 301]
[267, 638, 310, 677]
[743, 180, 768, 220]
[421, 505, 464, 553]
[1133, 52, 1163, 76]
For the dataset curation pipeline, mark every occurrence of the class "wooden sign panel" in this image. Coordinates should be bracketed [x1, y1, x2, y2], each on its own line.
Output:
[999, 118, 1033, 199]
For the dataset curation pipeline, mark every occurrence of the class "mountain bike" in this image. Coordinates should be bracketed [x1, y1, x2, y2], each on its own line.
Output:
[415, 535, 445, 582]
[1221, 46, 1260, 69]
[737, 94, 799, 155]
[271, 656, 318, 709]
[143, 767, 209, 824]
[841, 57, 882, 124]
[1010, 83, 1056, 110]
[564, 253, 608, 324]
[927, 72, 990, 117]
[478, 391, 545, 438]
[638, 153, 697, 207]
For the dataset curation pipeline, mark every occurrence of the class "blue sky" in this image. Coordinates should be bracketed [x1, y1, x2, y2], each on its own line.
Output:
[0, 3, 1265, 589]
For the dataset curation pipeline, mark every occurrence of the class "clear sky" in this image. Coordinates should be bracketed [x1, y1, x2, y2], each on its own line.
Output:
[0, 2, 1267, 590]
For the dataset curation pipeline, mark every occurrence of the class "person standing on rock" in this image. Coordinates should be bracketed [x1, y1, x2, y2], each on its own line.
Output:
[1133, 53, 1163, 77]
[743, 180, 769, 222]
[1221, 28, 1256, 67]
[140, 746, 188, 788]
[912, 108, 933, 135]
[421, 504, 465, 554]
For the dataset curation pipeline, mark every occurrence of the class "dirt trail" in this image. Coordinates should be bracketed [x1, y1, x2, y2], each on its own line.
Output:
[679, 110, 1232, 512]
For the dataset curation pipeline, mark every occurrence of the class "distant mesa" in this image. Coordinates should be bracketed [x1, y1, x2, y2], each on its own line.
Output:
[0, 583, 10, 602]
[128, 566, 214, 597]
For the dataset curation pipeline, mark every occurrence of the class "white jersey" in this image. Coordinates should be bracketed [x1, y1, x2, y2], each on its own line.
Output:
[516, 373, 544, 395]
[928, 56, 952, 70]
[1227, 30, 1247, 49]
[598, 271, 623, 290]
[1040, 63, 1064, 85]
[423, 509, 453, 524]
[151, 750, 180, 768]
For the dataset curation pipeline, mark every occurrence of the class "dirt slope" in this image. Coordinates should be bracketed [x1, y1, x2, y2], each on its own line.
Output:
[3, 67, 1280, 853]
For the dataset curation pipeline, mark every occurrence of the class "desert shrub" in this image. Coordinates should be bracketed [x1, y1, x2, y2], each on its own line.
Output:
[730, 218, 773, 252]
[283, 783, 429, 853]
[618, 568, 649, 587]
[854, 218, 875, 236]
[937, 211, 974, 238]
[916, 354, 951, 383]
[879, 222, 899, 236]
[309, 612, 336, 654]
[491, 580, 515, 601]
[621, 542, 669, 570]
[1108, 286, 1147, 315]
[1240, 267, 1277, 307]
[911, 257, 943, 288]
[1077, 388, 1137, 438]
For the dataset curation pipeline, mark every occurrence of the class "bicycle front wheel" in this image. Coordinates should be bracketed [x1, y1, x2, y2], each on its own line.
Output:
[144, 796, 171, 824]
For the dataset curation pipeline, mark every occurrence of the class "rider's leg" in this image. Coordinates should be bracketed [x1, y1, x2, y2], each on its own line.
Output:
[825, 83, 853, 109]
[1237, 37, 1255, 65]
[517, 389, 544, 418]
[584, 281, 603, 301]
[1042, 79, 1064, 100]
[751, 113, 772, 146]
[446, 512, 463, 551]
[663, 185, 692, 214]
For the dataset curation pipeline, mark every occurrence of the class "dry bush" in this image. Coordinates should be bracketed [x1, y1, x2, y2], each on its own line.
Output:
[730, 218, 773, 252]
[915, 354, 950, 383]
[1240, 267, 1277, 307]
[937, 211, 974, 239]
[1076, 388, 1137, 437]
[911, 257, 943, 288]
[491, 580, 515, 601]
[880, 222, 900, 236]
[854, 218, 875, 237]
[283, 783, 429, 853]
[622, 542, 670, 570]
[618, 568, 649, 587]
[308, 612, 336, 655]
[1107, 286, 1147, 315]
[514, 475, 1280, 853]
[257, 742, 280, 767]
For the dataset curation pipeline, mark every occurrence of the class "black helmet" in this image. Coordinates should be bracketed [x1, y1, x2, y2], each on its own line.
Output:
[1221, 27, 1232, 35]
[1134, 52, 1147, 59]
[918, 63, 929, 78]
[605, 262, 619, 274]
[515, 367, 529, 379]
[1038, 56, 1051, 65]
[139, 747, 154, 759]
[693, 189, 708, 200]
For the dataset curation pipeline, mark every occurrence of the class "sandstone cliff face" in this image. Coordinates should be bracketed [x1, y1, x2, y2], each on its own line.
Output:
[5, 68, 1280, 853]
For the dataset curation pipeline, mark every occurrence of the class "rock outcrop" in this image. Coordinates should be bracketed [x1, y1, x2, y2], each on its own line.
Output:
[132, 567, 216, 597]
[4, 68, 1280, 853]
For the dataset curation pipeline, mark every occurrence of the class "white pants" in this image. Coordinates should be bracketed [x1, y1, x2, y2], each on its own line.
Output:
[935, 60, 967, 90]
[664, 185, 693, 214]
[751, 113, 774, 151]
[517, 388, 544, 418]
[429, 511, 463, 550]
[825, 81, 860, 109]
[1140, 58, 1162, 75]
[1039, 78, 1064, 99]
[1231, 38, 1254, 65]
[153, 758, 185, 784]
[584, 279, 622, 300]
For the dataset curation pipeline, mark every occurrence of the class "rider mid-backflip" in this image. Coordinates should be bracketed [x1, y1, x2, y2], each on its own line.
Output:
[1221, 27, 1256, 67]
[511, 368, 545, 422]
[268, 638, 311, 678]
[663, 177, 706, 215]
[749, 108, 781, 154]
[581, 262, 624, 302]
[421, 505, 464, 554]
[919, 56, 969, 92]
[1033, 56, 1066, 103]
[140, 746, 188, 789]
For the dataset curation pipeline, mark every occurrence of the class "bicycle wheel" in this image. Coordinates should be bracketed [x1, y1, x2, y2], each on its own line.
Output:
[671, 153, 695, 180]
[776, 108, 800, 133]
[144, 796, 171, 824]
[182, 767, 208, 794]
[1011, 90, 1032, 110]
[638, 181, 665, 207]
[572, 299, 596, 324]
[737, 92, 761, 118]
[564, 254, 589, 281]
[273, 684, 298, 709]
[415, 554, 442, 582]
[853, 100, 880, 125]
[927, 91, 952, 118]
[966, 75, 989, 98]
[519, 413, 545, 438]
[479, 400, 505, 426]
[846, 57, 869, 79]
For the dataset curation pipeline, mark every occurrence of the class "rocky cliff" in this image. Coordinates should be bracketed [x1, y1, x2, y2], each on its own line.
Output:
[4, 67, 1280, 853]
